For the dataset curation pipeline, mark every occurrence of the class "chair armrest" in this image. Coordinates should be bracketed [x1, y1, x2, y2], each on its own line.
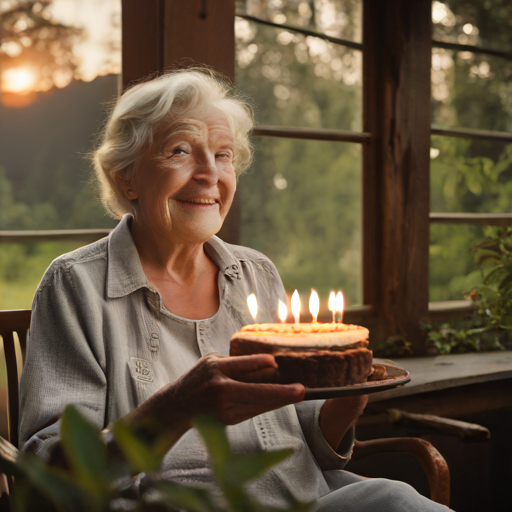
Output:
[388, 409, 490, 441]
[352, 437, 450, 507]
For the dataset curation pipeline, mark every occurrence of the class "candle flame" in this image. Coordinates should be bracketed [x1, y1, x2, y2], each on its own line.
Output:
[335, 291, 344, 323]
[309, 289, 320, 323]
[291, 290, 301, 324]
[247, 293, 258, 320]
[278, 300, 288, 323]
[328, 291, 336, 322]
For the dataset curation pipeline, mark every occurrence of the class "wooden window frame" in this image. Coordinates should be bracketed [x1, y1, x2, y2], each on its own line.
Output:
[118, 0, 511, 353]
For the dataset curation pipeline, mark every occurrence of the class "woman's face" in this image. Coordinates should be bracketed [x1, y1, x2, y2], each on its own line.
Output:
[130, 109, 237, 244]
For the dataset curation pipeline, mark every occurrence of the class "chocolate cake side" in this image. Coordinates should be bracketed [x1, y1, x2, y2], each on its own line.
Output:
[274, 348, 373, 388]
[230, 331, 373, 388]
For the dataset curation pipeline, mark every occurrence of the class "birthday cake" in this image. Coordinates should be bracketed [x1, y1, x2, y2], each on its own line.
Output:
[229, 323, 373, 388]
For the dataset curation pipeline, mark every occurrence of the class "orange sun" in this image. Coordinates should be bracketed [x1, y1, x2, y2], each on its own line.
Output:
[2, 67, 38, 94]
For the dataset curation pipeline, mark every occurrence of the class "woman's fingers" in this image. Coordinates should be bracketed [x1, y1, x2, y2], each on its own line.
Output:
[227, 381, 305, 410]
[215, 354, 278, 381]
[207, 379, 305, 425]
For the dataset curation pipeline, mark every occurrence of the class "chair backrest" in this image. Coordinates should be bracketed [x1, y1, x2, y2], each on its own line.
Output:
[0, 310, 31, 448]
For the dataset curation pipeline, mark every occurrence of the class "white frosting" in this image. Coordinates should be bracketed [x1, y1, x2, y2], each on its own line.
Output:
[233, 328, 369, 349]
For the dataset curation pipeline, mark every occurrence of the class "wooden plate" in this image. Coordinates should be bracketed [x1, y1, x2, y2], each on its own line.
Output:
[303, 361, 410, 400]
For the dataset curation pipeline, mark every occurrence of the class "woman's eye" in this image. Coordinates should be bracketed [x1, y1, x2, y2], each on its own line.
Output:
[216, 152, 231, 159]
[172, 147, 186, 155]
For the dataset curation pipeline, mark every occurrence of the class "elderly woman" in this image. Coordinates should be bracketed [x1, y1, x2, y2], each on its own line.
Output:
[20, 69, 450, 512]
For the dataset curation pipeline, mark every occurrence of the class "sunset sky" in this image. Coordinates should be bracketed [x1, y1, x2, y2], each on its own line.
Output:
[1, 0, 121, 96]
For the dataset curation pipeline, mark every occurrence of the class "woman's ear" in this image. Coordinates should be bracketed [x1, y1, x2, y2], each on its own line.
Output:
[116, 174, 138, 200]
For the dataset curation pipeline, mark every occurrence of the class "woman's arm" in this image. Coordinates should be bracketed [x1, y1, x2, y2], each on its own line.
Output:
[319, 396, 368, 452]
[20, 263, 108, 460]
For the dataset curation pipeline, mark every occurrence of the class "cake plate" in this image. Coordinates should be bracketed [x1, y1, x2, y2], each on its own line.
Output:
[304, 359, 410, 400]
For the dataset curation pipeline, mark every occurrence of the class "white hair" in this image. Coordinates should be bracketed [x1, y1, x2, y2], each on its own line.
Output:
[93, 69, 254, 218]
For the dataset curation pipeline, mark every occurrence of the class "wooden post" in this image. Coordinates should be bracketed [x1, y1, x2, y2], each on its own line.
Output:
[163, 0, 235, 80]
[121, 0, 164, 88]
[363, 0, 432, 352]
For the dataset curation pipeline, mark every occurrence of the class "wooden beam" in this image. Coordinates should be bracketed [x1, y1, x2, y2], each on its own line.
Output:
[121, 0, 164, 88]
[430, 213, 512, 226]
[163, 0, 235, 81]
[363, 0, 432, 351]
[0, 229, 112, 244]
[428, 300, 474, 313]
[0, 310, 31, 333]
[235, 13, 364, 51]
[428, 300, 476, 323]
[432, 125, 512, 143]
[252, 125, 370, 143]
[432, 39, 512, 61]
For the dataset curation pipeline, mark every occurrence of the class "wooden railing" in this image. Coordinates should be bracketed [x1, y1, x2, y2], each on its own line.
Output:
[0, 229, 112, 244]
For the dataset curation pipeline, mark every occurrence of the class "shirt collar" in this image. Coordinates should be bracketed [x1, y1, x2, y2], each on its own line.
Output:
[107, 214, 241, 299]
[107, 214, 152, 298]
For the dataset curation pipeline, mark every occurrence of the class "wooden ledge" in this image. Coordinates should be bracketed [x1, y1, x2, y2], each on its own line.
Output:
[369, 351, 512, 403]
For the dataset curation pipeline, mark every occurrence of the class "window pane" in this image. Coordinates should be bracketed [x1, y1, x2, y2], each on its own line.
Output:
[0, 241, 90, 309]
[239, 137, 362, 311]
[430, 136, 512, 213]
[430, 224, 489, 301]
[235, 20, 362, 131]
[432, 0, 512, 54]
[432, 49, 512, 132]
[0, 0, 121, 230]
[236, 0, 362, 43]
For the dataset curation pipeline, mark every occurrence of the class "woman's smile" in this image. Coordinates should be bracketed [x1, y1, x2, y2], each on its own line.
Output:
[173, 197, 220, 207]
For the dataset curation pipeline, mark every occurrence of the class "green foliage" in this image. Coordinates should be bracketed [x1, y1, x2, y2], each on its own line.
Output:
[0, 406, 312, 512]
[430, 139, 512, 302]
[373, 336, 414, 359]
[425, 226, 512, 355]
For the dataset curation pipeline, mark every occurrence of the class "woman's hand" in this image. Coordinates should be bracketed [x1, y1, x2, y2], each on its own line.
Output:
[171, 353, 305, 426]
[319, 395, 368, 452]
[124, 353, 304, 450]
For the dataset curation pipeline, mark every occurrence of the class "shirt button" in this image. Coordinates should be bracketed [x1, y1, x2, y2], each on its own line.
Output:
[151, 333, 159, 340]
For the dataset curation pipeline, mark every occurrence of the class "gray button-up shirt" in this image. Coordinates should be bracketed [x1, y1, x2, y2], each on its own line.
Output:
[20, 214, 354, 507]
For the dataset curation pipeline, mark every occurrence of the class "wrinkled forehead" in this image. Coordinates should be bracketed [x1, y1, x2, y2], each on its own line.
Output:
[160, 107, 235, 144]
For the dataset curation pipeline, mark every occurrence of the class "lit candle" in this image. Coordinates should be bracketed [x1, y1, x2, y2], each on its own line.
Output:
[247, 293, 258, 321]
[291, 290, 301, 325]
[328, 291, 336, 323]
[309, 289, 319, 323]
[335, 291, 344, 323]
[278, 300, 287, 323]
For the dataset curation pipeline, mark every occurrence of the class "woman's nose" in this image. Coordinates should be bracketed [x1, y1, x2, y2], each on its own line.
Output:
[194, 151, 218, 185]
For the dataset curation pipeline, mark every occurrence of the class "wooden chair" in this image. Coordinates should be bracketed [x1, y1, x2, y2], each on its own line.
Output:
[0, 309, 31, 499]
[0, 309, 30, 449]
[0, 309, 452, 507]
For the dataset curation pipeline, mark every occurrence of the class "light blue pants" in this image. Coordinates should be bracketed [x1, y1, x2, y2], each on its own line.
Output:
[315, 479, 452, 512]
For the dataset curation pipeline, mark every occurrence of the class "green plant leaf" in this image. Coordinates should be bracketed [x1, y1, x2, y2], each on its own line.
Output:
[225, 450, 294, 487]
[13, 452, 90, 512]
[153, 480, 224, 512]
[112, 420, 162, 474]
[192, 416, 231, 477]
[60, 405, 112, 490]
[483, 265, 505, 285]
